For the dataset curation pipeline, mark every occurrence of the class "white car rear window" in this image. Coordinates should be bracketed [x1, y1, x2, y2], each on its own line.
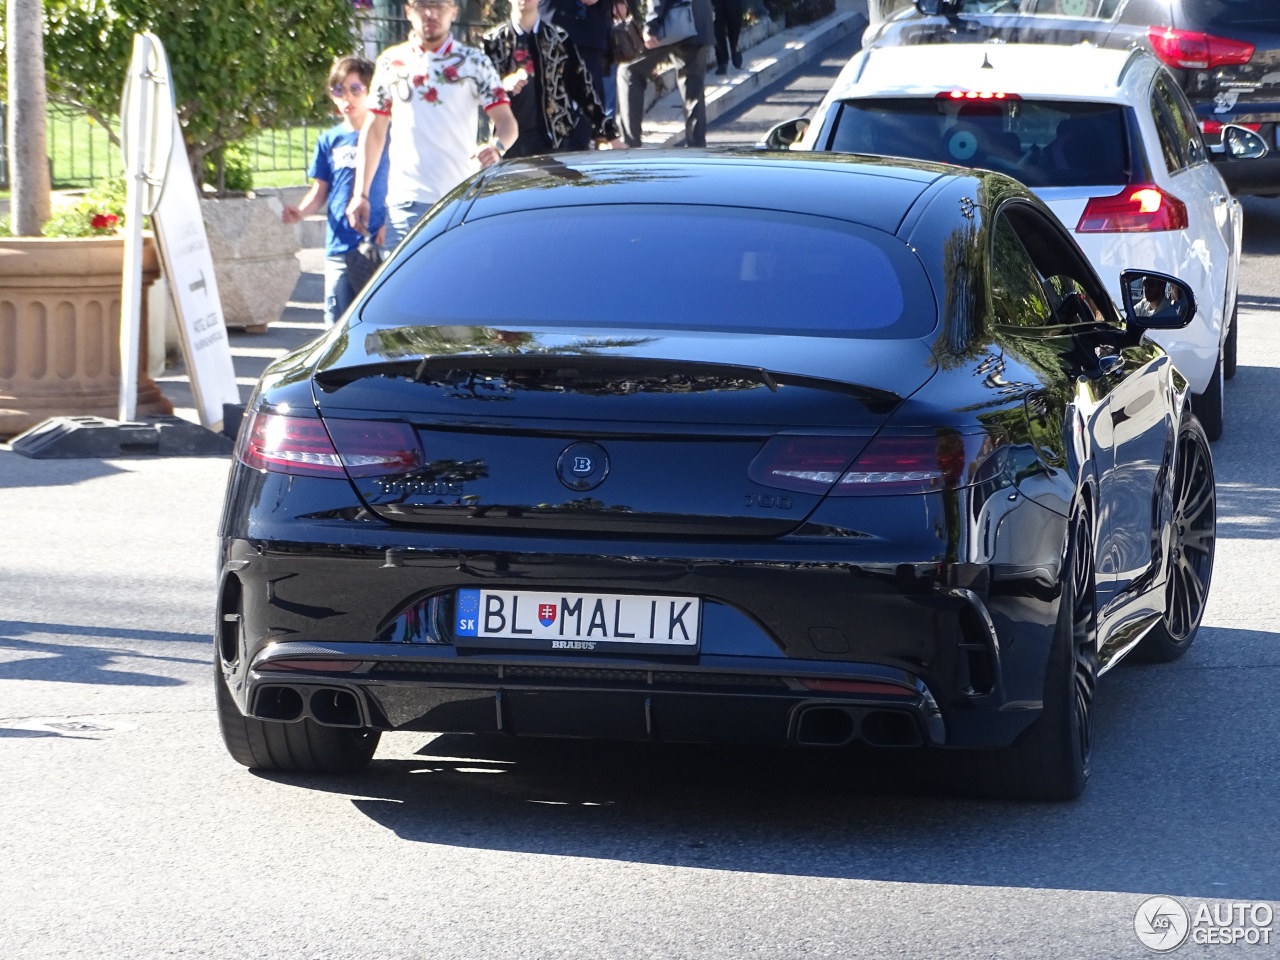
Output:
[829, 98, 1131, 187]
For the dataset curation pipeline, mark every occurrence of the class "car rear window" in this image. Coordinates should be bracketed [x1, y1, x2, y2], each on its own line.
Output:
[1183, 0, 1278, 29]
[363, 205, 936, 339]
[828, 98, 1130, 187]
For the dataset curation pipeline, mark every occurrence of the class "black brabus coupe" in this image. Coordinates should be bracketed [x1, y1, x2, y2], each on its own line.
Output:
[216, 151, 1215, 800]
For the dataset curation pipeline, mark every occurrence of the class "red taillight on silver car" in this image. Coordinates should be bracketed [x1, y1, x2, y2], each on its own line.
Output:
[236, 410, 422, 478]
[1200, 120, 1261, 136]
[1076, 185, 1189, 234]
[1147, 26, 1254, 70]
[749, 432, 999, 497]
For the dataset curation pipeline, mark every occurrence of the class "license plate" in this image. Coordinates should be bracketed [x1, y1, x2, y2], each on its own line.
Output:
[454, 588, 700, 652]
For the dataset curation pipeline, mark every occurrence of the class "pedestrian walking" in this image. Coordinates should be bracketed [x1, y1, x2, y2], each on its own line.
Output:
[617, 0, 715, 148]
[711, 0, 742, 75]
[484, 0, 622, 158]
[346, 0, 519, 248]
[282, 56, 390, 327]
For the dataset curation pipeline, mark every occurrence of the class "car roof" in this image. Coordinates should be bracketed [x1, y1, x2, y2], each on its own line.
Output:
[837, 43, 1152, 104]
[463, 151, 963, 236]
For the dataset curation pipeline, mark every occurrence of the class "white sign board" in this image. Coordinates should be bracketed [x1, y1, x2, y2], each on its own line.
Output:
[119, 33, 171, 422]
[121, 33, 239, 432]
[151, 111, 241, 431]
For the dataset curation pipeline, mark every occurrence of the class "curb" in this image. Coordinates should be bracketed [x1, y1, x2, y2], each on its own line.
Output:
[643, 7, 869, 146]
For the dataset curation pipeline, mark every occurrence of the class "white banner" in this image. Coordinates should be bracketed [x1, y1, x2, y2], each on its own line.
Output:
[151, 111, 240, 432]
[121, 33, 239, 432]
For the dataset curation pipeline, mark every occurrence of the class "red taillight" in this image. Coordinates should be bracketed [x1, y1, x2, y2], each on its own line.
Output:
[1200, 120, 1261, 135]
[237, 411, 345, 476]
[937, 90, 1020, 101]
[833, 435, 966, 496]
[324, 418, 422, 477]
[798, 678, 916, 697]
[1076, 185, 1188, 233]
[749, 433, 999, 497]
[1148, 27, 1254, 70]
[236, 410, 421, 478]
[747, 436, 865, 494]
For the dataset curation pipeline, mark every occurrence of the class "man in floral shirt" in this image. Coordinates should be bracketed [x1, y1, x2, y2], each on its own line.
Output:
[347, 0, 519, 247]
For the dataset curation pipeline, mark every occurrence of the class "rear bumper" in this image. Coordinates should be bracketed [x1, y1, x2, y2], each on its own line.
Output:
[216, 534, 1067, 751]
[237, 645, 955, 749]
[217, 457, 1072, 751]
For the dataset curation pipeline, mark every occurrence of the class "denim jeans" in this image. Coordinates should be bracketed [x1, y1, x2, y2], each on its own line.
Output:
[323, 256, 356, 327]
[385, 199, 433, 250]
[604, 70, 617, 119]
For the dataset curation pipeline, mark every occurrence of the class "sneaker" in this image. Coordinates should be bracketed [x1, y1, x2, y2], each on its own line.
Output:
[714, 63, 728, 76]
[731, 50, 743, 69]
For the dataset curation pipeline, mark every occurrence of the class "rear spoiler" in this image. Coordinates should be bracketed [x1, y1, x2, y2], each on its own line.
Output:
[314, 354, 903, 408]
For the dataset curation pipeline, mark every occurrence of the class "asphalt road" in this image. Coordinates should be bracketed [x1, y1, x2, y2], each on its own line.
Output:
[3, 48, 1280, 960]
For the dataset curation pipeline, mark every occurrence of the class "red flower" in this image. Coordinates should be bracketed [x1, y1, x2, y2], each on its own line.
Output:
[90, 213, 119, 230]
[513, 49, 528, 63]
[442, 65, 459, 82]
[423, 87, 439, 102]
[411, 73, 429, 87]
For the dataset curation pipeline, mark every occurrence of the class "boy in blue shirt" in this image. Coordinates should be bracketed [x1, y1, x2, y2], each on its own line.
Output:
[283, 56, 390, 326]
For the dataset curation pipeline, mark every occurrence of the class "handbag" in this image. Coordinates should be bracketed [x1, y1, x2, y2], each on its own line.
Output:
[654, 0, 697, 46]
[609, 15, 645, 64]
[344, 234, 384, 296]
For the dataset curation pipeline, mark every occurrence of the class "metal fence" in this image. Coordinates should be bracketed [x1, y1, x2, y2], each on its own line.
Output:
[0, 103, 121, 190]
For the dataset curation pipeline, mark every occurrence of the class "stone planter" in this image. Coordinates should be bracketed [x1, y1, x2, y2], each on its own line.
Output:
[0, 235, 173, 439]
[202, 193, 301, 332]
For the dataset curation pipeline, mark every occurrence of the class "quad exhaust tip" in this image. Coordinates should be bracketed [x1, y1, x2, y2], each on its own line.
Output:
[794, 705, 924, 748]
[251, 684, 363, 728]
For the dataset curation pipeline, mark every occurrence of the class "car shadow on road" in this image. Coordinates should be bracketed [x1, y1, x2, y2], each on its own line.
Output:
[0, 454, 129, 489]
[255, 623, 1278, 903]
[0, 619, 209, 686]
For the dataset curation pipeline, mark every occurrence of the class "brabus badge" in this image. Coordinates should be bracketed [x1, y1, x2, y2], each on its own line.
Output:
[556, 441, 609, 491]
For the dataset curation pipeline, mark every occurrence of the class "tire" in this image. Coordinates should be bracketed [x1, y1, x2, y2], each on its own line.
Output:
[956, 508, 1097, 801]
[215, 664, 380, 775]
[1191, 355, 1224, 442]
[1134, 416, 1216, 663]
[1224, 303, 1238, 381]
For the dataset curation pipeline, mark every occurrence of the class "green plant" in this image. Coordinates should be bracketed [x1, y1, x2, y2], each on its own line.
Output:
[38, 178, 132, 237]
[1, 0, 358, 190]
[202, 142, 255, 193]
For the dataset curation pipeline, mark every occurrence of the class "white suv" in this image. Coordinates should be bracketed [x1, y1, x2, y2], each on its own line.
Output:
[778, 43, 1243, 438]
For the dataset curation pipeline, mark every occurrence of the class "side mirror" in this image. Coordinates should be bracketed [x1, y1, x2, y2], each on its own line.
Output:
[758, 117, 811, 151]
[914, 0, 966, 14]
[1224, 124, 1269, 160]
[1120, 270, 1196, 330]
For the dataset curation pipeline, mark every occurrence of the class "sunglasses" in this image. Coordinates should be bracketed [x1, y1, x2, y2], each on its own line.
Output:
[329, 82, 368, 98]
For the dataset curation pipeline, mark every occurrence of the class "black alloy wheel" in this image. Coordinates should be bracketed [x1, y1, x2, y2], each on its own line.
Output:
[214, 606, 380, 774]
[216, 664, 381, 775]
[957, 506, 1097, 801]
[1067, 509, 1097, 775]
[1136, 416, 1216, 663]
